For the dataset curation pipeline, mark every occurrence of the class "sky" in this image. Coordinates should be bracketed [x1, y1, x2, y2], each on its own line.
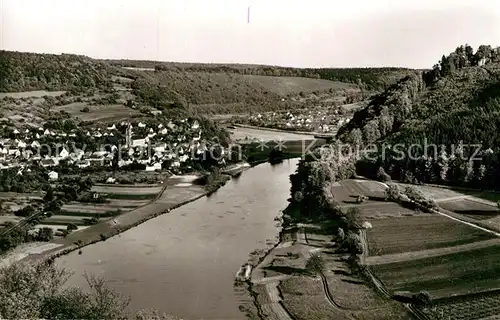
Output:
[1, 0, 500, 68]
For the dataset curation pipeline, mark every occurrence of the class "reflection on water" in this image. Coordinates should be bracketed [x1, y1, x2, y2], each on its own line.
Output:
[57, 159, 299, 320]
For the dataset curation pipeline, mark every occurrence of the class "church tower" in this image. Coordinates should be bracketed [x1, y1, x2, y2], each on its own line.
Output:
[125, 123, 132, 149]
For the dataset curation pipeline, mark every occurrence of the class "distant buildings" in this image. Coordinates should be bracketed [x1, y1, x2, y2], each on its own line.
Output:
[0, 119, 216, 173]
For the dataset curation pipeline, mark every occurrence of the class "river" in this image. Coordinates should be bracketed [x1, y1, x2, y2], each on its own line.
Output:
[57, 159, 299, 320]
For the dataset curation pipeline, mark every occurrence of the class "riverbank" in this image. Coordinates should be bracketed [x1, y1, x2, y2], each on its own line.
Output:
[11, 167, 250, 266]
[240, 204, 411, 320]
[56, 159, 299, 319]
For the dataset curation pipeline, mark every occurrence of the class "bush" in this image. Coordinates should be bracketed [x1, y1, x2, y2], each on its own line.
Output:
[66, 223, 78, 232]
[413, 290, 432, 306]
[80, 106, 90, 113]
[34, 227, 54, 242]
[82, 217, 99, 226]
[376, 167, 391, 182]
[14, 205, 36, 217]
[0, 262, 180, 319]
[305, 253, 325, 275]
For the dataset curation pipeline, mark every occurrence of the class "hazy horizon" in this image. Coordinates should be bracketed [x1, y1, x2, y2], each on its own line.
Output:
[1, 0, 500, 69]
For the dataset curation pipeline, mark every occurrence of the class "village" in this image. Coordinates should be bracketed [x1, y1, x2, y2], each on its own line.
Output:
[0, 115, 241, 258]
[0, 117, 226, 178]
[232, 104, 356, 134]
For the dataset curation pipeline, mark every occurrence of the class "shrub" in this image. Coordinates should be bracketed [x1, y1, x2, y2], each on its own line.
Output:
[305, 253, 325, 275]
[14, 205, 36, 217]
[66, 223, 78, 232]
[356, 195, 367, 204]
[413, 291, 432, 306]
[35, 227, 54, 242]
[376, 167, 391, 182]
[80, 106, 90, 112]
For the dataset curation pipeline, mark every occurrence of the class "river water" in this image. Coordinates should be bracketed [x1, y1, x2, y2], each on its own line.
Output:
[57, 159, 299, 320]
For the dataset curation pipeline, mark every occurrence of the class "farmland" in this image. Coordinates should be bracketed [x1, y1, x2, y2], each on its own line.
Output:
[347, 202, 417, 219]
[0, 90, 66, 99]
[280, 277, 348, 320]
[366, 215, 495, 256]
[91, 184, 162, 196]
[241, 75, 358, 95]
[52, 103, 141, 122]
[371, 244, 500, 299]
[322, 180, 500, 319]
[229, 126, 314, 142]
[247, 215, 412, 320]
[439, 198, 499, 220]
[422, 290, 500, 320]
[0, 183, 163, 236]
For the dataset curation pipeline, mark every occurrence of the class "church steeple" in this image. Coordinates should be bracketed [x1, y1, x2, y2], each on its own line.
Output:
[125, 122, 132, 149]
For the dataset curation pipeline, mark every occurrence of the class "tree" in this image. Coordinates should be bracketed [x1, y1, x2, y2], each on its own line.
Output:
[305, 253, 325, 275]
[376, 167, 391, 182]
[46, 200, 62, 213]
[343, 231, 363, 255]
[66, 224, 78, 232]
[14, 205, 36, 217]
[413, 291, 432, 307]
[35, 227, 54, 242]
[337, 227, 345, 241]
[345, 207, 361, 230]
[0, 262, 179, 319]
[44, 187, 54, 202]
[293, 191, 304, 203]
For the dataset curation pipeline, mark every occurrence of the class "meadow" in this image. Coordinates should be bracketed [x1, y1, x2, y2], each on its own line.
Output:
[366, 215, 495, 256]
[371, 244, 500, 299]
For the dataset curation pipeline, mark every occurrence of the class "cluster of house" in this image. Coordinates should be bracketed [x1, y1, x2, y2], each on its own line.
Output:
[247, 108, 350, 133]
[0, 119, 217, 176]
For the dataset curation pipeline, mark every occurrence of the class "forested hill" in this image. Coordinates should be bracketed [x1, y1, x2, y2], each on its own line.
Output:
[337, 44, 500, 189]
[105, 59, 412, 91]
[0, 51, 114, 92]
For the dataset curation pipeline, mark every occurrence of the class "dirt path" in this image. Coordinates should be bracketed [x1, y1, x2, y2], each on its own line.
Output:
[434, 195, 471, 203]
[302, 228, 357, 319]
[264, 282, 293, 320]
[359, 229, 368, 265]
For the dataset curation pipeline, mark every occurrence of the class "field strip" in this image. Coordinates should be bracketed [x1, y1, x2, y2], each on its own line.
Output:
[434, 195, 472, 203]
[263, 282, 294, 320]
[302, 228, 356, 318]
[365, 238, 500, 265]
[467, 197, 498, 207]
[435, 209, 500, 237]
[253, 275, 290, 284]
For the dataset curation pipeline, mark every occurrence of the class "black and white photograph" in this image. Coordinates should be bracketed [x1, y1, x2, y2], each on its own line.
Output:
[0, 0, 500, 319]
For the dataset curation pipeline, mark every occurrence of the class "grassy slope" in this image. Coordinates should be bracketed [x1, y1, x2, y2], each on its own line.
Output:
[367, 215, 495, 256]
[104, 58, 413, 91]
[1, 51, 419, 119]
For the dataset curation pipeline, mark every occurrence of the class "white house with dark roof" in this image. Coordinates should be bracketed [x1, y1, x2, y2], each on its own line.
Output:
[48, 171, 58, 181]
[59, 148, 69, 159]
